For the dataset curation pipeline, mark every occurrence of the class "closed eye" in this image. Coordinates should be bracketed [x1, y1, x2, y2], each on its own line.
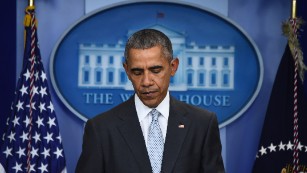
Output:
[131, 68, 143, 76]
[149, 66, 163, 74]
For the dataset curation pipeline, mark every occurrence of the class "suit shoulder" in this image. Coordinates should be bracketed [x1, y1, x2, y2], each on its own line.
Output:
[89, 97, 134, 124]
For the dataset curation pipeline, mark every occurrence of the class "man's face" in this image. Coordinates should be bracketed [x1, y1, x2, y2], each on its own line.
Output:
[124, 46, 178, 108]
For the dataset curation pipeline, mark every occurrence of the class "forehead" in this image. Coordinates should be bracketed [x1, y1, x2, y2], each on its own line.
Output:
[127, 46, 168, 66]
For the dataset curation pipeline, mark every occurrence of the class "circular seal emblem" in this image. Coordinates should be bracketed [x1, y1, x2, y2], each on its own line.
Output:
[50, 1, 263, 127]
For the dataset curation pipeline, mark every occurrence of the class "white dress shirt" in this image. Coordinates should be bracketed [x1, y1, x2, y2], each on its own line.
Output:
[135, 92, 170, 146]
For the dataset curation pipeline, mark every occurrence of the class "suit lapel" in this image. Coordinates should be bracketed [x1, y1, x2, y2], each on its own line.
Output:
[162, 97, 191, 173]
[117, 97, 152, 173]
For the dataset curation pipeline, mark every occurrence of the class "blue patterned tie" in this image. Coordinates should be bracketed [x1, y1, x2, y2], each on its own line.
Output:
[147, 109, 164, 173]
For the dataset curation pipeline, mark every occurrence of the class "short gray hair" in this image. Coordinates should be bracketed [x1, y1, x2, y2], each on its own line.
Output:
[124, 29, 173, 63]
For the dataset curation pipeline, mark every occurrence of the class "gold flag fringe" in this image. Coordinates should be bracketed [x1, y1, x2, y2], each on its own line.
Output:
[282, 18, 307, 82]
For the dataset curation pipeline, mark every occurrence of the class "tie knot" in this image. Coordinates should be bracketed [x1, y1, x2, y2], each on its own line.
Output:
[150, 109, 160, 121]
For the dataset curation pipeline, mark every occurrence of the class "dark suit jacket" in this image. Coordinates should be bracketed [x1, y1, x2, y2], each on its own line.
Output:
[76, 96, 225, 173]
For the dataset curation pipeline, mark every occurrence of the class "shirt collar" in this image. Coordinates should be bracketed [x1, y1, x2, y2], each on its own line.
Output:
[135, 92, 170, 122]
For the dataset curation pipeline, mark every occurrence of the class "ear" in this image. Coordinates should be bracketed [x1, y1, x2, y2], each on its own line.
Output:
[170, 58, 179, 76]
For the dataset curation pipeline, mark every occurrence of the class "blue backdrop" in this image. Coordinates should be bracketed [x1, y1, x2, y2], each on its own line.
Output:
[0, 0, 16, 144]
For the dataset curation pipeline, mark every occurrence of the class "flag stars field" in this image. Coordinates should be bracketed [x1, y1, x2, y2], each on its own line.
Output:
[33, 132, 41, 143]
[44, 132, 54, 144]
[3, 147, 12, 158]
[16, 100, 24, 112]
[36, 116, 44, 128]
[23, 69, 31, 81]
[19, 131, 28, 142]
[40, 71, 47, 82]
[39, 102, 46, 113]
[12, 162, 22, 172]
[23, 116, 31, 127]
[19, 85, 28, 96]
[54, 147, 63, 159]
[12, 116, 20, 127]
[257, 141, 307, 159]
[34, 71, 39, 81]
[41, 147, 50, 159]
[7, 131, 16, 143]
[16, 147, 26, 158]
[39, 86, 47, 98]
[38, 162, 49, 173]
[286, 140, 293, 150]
[56, 135, 62, 143]
[47, 102, 54, 113]
[298, 142, 304, 151]
[259, 146, 267, 156]
[31, 147, 39, 158]
[278, 141, 286, 151]
[268, 143, 276, 152]
[32, 85, 39, 96]
[47, 117, 56, 128]
[26, 101, 36, 110]
[27, 163, 36, 172]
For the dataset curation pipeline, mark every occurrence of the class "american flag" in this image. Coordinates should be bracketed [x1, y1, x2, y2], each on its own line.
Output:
[0, 6, 66, 173]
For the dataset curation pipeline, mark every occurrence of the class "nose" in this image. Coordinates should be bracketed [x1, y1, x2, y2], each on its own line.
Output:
[141, 71, 153, 87]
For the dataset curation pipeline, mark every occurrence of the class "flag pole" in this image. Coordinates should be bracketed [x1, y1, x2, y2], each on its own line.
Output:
[29, 0, 34, 7]
[292, 0, 296, 19]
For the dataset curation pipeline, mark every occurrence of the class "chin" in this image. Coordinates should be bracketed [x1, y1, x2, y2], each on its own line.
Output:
[143, 101, 158, 108]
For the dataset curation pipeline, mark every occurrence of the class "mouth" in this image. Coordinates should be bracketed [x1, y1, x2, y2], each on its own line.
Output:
[141, 90, 157, 97]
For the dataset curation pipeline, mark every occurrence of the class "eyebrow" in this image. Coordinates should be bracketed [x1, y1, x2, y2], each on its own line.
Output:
[130, 68, 143, 72]
[148, 65, 163, 70]
[130, 65, 163, 72]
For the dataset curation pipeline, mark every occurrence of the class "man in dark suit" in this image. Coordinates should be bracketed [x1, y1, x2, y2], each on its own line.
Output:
[76, 29, 225, 173]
